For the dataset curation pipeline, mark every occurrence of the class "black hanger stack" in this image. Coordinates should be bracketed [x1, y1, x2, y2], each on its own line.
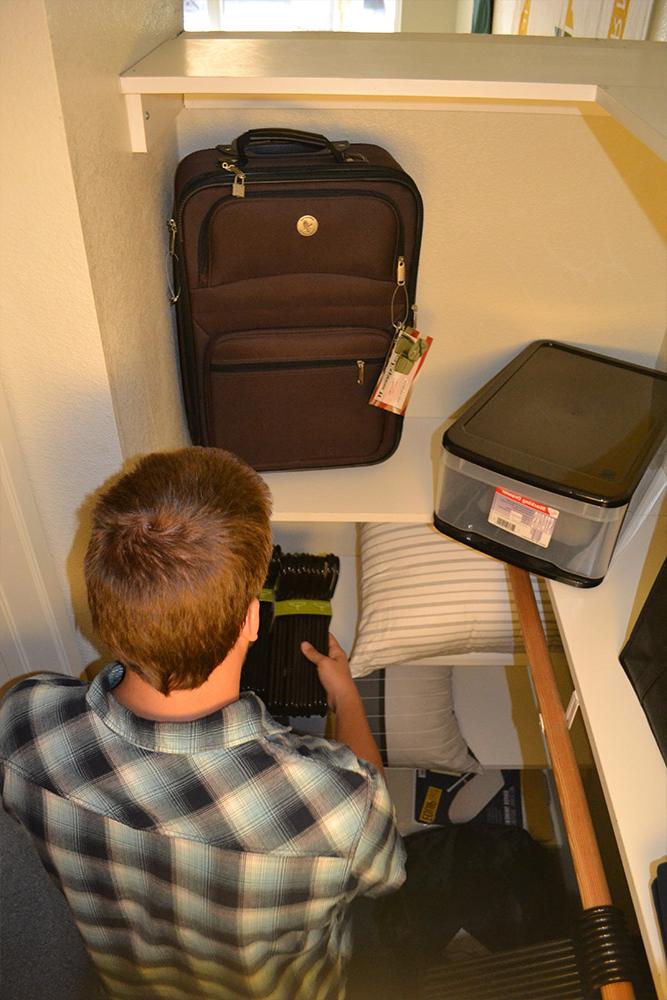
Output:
[267, 553, 339, 717]
[241, 548, 339, 718]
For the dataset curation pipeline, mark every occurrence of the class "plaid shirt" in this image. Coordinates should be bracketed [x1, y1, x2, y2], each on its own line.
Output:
[0, 664, 405, 1000]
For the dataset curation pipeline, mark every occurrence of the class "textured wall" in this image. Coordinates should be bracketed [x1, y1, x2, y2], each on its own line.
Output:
[0, 0, 125, 663]
[44, 0, 187, 461]
[178, 106, 666, 419]
[0, 0, 183, 666]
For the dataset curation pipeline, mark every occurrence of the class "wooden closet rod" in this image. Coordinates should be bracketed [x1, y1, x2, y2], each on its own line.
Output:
[508, 565, 635, 1000]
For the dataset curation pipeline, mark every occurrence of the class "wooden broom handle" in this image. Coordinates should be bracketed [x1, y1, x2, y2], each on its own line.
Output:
[508, 565, 635, 1000]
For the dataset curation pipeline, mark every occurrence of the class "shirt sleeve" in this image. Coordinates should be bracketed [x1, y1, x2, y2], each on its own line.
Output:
[348, 766, 406, 899]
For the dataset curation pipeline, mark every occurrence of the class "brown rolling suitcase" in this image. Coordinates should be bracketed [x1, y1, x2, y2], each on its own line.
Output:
[169, 128, 422, 471]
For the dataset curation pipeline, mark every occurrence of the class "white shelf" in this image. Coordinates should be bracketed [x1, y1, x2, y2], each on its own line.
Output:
[262, 417, 443, 523]
[120, 32, 667, 159]
[547, 504, 667, 996]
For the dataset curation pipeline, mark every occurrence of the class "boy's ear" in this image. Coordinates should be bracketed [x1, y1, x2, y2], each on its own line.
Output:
[242, 598, 260, 643]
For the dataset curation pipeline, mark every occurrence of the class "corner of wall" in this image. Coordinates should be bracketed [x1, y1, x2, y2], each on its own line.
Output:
[44, 0, 189, 461]
[0, 0, 124, 668]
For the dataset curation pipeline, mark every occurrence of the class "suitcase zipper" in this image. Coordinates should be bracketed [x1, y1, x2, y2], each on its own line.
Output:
[197, 188, 404, 284]
[179, 162, 420, 205]
[209, 356, 381, 376]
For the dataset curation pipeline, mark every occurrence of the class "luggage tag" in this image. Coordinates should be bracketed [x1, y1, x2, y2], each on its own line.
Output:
[369, 322, 433, 416]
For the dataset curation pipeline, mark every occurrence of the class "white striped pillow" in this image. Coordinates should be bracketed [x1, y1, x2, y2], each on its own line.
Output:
[355, 665, 480, 774]
[350, 522, 560, 677]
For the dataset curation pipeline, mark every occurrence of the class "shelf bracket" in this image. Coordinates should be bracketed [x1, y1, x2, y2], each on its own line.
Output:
[124, 93, 183, 153]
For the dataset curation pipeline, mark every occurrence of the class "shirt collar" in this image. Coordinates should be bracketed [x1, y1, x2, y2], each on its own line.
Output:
[86, 662, 287, 754]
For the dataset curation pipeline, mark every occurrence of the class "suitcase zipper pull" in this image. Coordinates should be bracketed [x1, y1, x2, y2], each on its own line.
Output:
[396, 255, 406, 286]
[168, 218, 177, 256]
[391, 255, 409, 331]
[356, 360, 365, 385]
[165, 218, 180, 304]
[220, 161, 246, 198]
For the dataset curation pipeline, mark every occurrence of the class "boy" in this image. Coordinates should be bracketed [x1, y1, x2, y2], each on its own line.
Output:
[0, 447, 404, 1000]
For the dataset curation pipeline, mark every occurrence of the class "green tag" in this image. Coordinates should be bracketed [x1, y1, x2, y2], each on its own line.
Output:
[273, 599, 332, 617]
[259, 588, 274, 603]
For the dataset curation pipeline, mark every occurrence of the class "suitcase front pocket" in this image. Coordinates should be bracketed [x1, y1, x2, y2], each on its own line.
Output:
[204, 328, 399, 470]
[199, 191, 402, 288]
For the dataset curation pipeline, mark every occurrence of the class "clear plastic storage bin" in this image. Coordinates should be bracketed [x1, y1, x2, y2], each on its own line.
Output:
[434, 341, 667, 587]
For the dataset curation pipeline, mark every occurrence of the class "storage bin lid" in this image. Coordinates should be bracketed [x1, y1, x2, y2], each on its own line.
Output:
[443, 341, 667, 506]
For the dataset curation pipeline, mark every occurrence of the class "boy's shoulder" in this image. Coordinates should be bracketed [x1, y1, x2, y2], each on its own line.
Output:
[264, 724, 380, 794]
[1, 672, 86, 711]
[0, 673, 87, 759]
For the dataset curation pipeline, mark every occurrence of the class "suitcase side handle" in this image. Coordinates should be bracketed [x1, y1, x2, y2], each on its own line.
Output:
[230, 128, 347, 167]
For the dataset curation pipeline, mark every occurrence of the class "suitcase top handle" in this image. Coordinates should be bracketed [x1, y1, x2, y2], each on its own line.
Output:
[230, 128, 348, 168]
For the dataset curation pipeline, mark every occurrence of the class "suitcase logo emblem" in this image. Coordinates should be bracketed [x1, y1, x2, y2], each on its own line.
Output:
[297, 215, 319, 237]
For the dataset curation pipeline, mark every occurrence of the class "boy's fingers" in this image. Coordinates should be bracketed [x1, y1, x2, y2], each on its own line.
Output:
[328, 633, 344, 657]
[301, 641, 327, 666]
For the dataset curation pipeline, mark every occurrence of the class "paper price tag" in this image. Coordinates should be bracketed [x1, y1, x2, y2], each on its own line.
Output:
[369, 327, 432, 416]
[488, 487, 559, 549]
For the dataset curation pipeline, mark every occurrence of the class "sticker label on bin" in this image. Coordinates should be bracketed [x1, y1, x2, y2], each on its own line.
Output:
[488, 487, 559, 548]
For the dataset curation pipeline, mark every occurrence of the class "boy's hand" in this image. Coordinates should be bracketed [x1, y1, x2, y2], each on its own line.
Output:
[301, 633, 384, 774]
[300, 633, 357, 713]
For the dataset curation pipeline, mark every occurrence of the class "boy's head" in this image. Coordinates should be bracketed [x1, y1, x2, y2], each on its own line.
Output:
[85, 447, 272, 695]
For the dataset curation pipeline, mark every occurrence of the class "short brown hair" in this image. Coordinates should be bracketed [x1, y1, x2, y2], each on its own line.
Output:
[85, 448, 272, 694]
